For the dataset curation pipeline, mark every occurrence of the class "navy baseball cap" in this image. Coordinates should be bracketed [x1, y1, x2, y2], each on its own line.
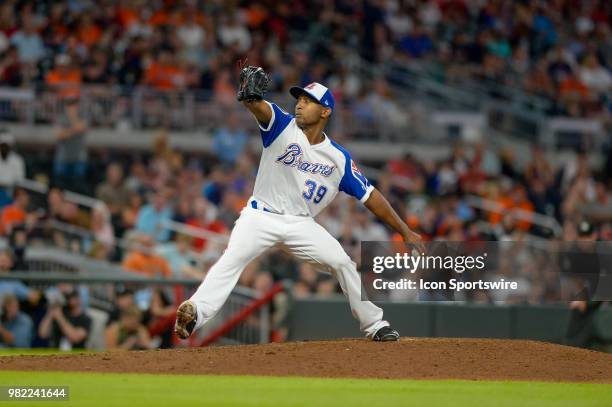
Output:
[290, 82, 335, 111]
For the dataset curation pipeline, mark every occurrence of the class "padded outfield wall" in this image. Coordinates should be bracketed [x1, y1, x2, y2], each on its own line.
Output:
[287, 299, 612, 345]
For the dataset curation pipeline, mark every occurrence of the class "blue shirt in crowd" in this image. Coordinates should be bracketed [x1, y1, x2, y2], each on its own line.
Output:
[0, 282, 31, 301]
[212, 127, 248, 164]
[0, 312, 33, 348]
[136, 204, 173, 242]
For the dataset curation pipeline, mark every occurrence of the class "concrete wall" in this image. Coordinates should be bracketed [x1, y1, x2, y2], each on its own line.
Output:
[288, 299, 612, 344]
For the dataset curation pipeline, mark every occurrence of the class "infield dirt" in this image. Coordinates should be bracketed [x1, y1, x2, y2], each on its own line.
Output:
[1, 338, 611, 383]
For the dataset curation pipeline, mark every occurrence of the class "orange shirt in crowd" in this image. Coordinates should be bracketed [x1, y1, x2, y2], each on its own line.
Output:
[559, 78, 589, 99]
[116, 7, 139, 29]
[0, 204, 26, 235]
[46, 68, 82, 99]
[78, 24, 102, 47]
[149, 9, 171, 26]
[488, 197, 534, 231]
[246, 4, 268, 28]
[488, 196, 513, 225]
[122, 252, 172, 278]
[144, 63, 185, 90]
[513, 200, 535, 231]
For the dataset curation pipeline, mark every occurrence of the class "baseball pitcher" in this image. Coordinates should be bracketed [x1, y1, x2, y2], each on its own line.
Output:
[175, 65, 423, 342]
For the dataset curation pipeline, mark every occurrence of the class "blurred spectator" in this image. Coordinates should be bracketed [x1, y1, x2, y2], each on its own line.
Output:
[91, 203, 115, 254]
[38, 289, 91, 350]
[143, 48, 186, 91]
[212, 111, 248, 164]
[366, 79, 408, 130]
[95, 162, 131, 222]
[172, 197, 193, 224]
[0, 30, 8, 54]
[105, 305, 151, 350]
[578, 52, 612, 96]
[106, 287, 135, 327]
[177, 13, 206, 67]
[0, 249, 41, 302]
[525, 60, 556, 99]
[351, 206, 389, 241]
[8, 226, 29, 271]
[186, 197, 226, 252]
[136, 188, 173, 242]
[96, 162, 130, 209]
[121, 191, 143, 232]
[143, 288, 175, 348]
[157, 234, 202, 279]
[296, 263, 318, 294]
[0, 45, 22, 86]
[10, 14, 45, 64]
[399, 24, 433, 59]
[76, 15, 102, 49]
[53, 98, 88, 192]
[0, 294, 33, 348]
[122, 233, 172, 278]
[83, 47, 113, 90]
[58, 201, 90, 228]
[217, 12, 251, 53]
[568, 181, 612, 223]
[0, 129, 25, 207]
[386, 3, 413, 41]
[385, 153, 426, 194]
[525, 144, 554, 184]
[559, 71, 590, 102]
[213, 70, 237, 106]
[45, 54, 82, 100]
[253, 270, 273, 294]
[292, 280, 312, 299]
[45, 187, 65, 221]
[0, 188, 31, 236]
[315, 274, 338, 297]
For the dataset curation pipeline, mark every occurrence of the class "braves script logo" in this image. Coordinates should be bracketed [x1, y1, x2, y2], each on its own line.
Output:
[276, 143, 336, 177]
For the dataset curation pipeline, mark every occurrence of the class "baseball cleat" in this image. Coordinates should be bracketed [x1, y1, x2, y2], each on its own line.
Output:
[174, 300, 197, 339]
[372, 326, 400, 342]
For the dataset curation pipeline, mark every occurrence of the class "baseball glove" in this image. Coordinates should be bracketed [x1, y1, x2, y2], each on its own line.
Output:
[237, 64, 270, 102]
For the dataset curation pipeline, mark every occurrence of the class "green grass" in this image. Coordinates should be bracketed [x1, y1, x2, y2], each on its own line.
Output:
[0, 371, 609, 407]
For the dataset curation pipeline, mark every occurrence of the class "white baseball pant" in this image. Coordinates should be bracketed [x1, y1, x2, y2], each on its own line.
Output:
[189, 205, 389, 338]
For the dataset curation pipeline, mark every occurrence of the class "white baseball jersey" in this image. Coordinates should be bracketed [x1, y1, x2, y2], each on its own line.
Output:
[250, 101, 374, 217]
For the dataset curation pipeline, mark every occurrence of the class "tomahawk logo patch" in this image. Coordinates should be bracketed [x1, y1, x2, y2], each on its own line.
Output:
[350, 160, 369, 191]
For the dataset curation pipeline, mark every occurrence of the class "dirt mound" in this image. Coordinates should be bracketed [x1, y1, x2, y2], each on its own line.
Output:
[1, 338, 611, 382]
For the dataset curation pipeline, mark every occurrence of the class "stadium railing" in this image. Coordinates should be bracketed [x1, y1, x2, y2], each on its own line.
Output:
[2, 82, 604, 154]
[345, 55, 605, 150]
[14, 178, 228, 260]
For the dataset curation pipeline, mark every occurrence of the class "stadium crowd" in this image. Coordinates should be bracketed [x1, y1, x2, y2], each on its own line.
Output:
[0, 0, 610, 119]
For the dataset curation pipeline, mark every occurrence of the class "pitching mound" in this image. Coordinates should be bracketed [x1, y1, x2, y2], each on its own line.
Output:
[1, 338, 611, 382]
